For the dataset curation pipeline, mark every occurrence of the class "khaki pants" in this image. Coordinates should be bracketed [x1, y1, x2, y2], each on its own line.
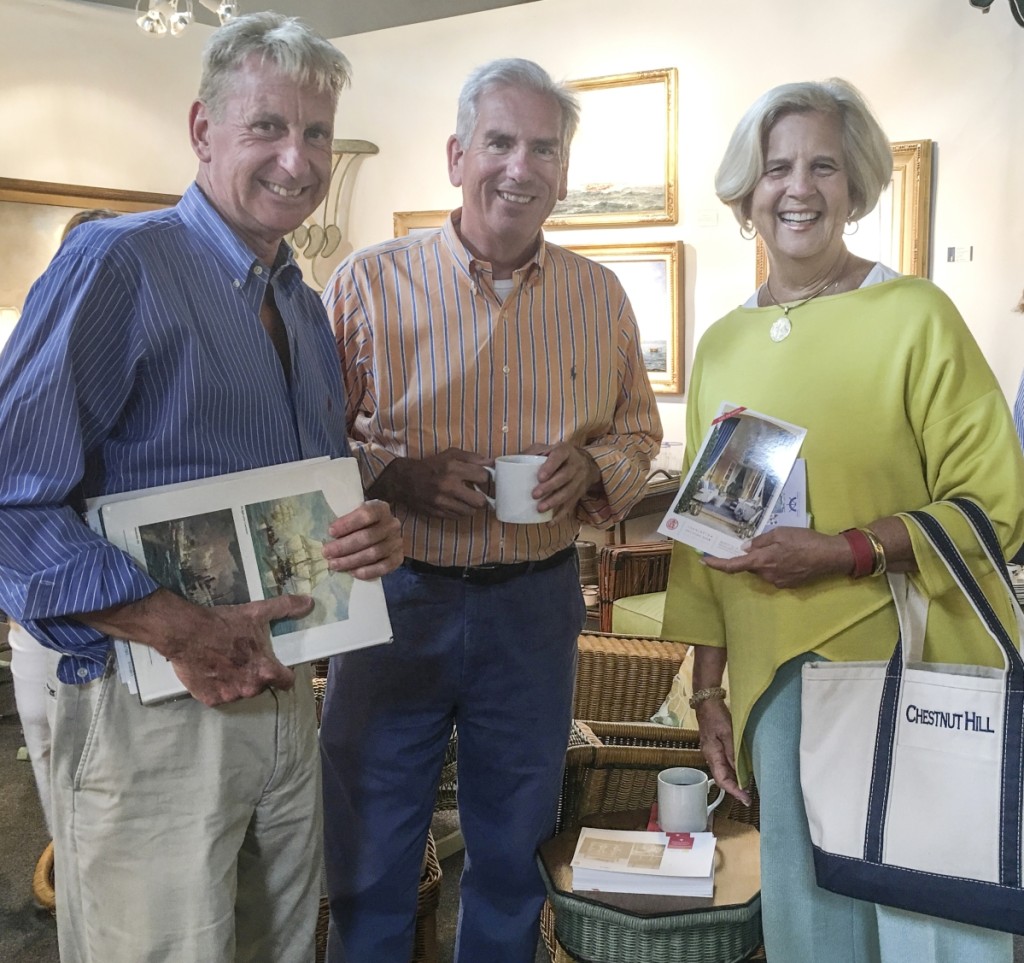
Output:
[52, 660, 321, 963]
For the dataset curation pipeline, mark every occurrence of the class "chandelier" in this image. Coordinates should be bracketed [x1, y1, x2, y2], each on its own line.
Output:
[135, 0, 240, 37]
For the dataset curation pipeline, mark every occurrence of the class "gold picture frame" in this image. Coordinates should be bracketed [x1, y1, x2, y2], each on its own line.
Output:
[0, 177, 179, 314]
[547, 68, 678, 230]
[567, 241, 684, 394]
[393, 209, 449, 237]
[755, 140, 933, 284]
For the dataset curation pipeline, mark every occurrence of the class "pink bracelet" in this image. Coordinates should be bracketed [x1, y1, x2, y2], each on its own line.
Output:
[841, 528, 875, 579]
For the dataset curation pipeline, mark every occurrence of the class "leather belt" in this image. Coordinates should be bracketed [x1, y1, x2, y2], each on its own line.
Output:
[404, 545, 576, 586]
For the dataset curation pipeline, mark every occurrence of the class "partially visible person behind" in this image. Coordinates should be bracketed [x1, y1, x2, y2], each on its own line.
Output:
[60, 207, 119, 239]
[661, 78, 1024, 963]
[319, 57, 662, 963]
[6, 208, 120, 838]
[0, 14, 403, 963]
[1011, 289, 1024, 450]
[1009, 289, 1024, 566]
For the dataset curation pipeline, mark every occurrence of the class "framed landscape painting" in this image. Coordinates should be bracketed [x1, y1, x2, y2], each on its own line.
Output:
[0, 177, 178, 320]
[568, 241, 684, 394]
[547, 68, 678, 229]
[393, 209, 449, 237]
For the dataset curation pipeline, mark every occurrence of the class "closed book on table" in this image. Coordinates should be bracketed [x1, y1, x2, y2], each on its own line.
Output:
[570, 827, 716, 897]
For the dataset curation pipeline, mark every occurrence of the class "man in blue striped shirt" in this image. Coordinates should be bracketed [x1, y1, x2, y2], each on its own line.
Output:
[0, 13, 401, 962]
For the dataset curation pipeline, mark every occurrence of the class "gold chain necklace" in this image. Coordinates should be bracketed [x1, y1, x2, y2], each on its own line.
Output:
[764, 268, 842, 343]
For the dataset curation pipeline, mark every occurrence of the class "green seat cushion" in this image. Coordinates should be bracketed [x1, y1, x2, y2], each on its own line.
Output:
[610, 591, 666, 637]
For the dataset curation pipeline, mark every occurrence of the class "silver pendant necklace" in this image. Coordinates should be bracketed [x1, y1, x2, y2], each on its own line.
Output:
[764, 273, 840, 343]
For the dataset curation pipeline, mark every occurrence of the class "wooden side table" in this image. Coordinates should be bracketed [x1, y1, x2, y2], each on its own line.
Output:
[538, 813, 761, 963]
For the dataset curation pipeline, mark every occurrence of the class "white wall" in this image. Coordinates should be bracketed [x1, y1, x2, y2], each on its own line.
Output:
[3, 0, 1023, 437]
[2, 0, 208, 193]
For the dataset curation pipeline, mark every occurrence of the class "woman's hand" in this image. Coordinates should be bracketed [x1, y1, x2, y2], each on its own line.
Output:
[695, 698, 751, 806]
[701, 527, 851, 588]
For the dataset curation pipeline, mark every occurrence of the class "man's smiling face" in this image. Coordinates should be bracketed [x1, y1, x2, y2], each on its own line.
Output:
[447, 83, 568, 274]
[190, 56, 335, 264]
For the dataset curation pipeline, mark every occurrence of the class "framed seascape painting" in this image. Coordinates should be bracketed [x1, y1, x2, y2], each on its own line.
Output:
[547, 68, 678, 230]
[568, 241, 684, 394]
[0, 178, 179, 319]
[755, 139, 933, 284]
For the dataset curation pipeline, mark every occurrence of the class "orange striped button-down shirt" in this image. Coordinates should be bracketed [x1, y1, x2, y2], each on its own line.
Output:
[322, 211, 663, 567]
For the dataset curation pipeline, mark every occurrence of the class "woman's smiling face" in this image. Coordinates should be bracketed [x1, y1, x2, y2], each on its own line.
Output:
[749, 110, 852, 274]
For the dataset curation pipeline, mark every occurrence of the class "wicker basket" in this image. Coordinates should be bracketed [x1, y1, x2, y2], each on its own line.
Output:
[541, 886, 761, 963]
[32, 840, 55, 914]
[315, 830, 442, 963]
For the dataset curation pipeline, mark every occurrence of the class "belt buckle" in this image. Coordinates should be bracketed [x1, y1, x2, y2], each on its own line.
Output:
[462, 563, 499, 581]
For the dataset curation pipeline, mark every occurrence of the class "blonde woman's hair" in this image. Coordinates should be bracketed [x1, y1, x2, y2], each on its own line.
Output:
[715, 78, 892, 230]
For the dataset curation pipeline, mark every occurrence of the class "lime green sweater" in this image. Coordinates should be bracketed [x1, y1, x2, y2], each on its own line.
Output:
[661, 276, 1024, 784]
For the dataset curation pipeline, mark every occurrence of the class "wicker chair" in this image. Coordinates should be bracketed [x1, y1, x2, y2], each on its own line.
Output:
[597, 541, 673, 633]
[574, 631, 688, 721]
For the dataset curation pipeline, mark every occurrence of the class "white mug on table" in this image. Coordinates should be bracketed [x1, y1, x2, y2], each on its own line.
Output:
[657, 766, 725, 833]
[478, 454, 552, 524]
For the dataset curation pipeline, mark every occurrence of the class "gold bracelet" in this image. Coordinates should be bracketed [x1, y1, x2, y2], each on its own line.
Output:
[689, 686, 727, 710]
[860, 527, 887, 576]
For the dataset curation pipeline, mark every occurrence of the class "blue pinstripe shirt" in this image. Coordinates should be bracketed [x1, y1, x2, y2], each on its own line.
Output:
[0, 184, 348, 683]
[1014, 371, 1024, 452]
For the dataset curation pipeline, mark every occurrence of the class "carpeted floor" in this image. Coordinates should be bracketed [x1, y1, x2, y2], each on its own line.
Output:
[0, 643, 59, 963]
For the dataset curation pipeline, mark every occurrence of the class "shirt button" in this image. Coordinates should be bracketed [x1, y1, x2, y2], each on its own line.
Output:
[254, 266, 263, 275]
[502, 366, 510, 374]
[232, 279, 241, 289]
[77, 667, 89, 679]
[502, 425, 509, 433]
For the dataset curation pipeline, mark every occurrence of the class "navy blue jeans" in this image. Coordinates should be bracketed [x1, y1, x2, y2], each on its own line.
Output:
[319, 555, 585, 963]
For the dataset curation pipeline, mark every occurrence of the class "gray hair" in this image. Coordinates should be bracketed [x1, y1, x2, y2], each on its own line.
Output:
[198, 11, 351, 120]
[455, 58, 580, 159]
[715, 78, 892, 229]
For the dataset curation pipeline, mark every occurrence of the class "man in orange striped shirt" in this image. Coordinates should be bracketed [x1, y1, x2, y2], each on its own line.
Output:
[320, 58, 663, 963]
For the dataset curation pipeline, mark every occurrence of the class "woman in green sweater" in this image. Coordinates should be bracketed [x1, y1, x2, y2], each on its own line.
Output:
[662, 78, 1024, 962]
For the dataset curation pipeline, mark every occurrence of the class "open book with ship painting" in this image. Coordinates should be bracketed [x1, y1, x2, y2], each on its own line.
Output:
[86, 457, 392, 705]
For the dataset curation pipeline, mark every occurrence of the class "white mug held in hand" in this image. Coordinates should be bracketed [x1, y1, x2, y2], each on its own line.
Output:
[479, 455, 553, 524]
[657, 767, 725, 833]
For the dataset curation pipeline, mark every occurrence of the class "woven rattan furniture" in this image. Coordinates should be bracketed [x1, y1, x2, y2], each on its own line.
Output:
[540, 735, 762, 962]
[575, 632, 690, 722]
[598, 541, 673, 632]
[539, 813, 761, 963]
[315, 829, 442, 963]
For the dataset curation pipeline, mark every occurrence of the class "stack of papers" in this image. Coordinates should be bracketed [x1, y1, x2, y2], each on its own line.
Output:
[570, 827, 716, 897]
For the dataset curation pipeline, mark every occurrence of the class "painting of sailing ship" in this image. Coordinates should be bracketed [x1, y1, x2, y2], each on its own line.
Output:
[245, 490, 354, 637]
[138, 509, 250, 608]
[546, 69, 677, 229]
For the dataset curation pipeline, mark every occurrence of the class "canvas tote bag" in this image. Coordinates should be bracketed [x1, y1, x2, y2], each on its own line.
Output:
[799, 498, 1024, 933]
